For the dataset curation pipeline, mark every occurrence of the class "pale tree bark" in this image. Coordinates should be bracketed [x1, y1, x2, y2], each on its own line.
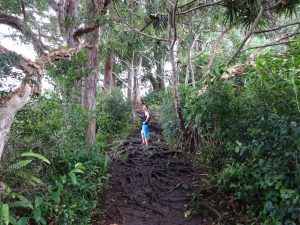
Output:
[127, 69, 133, 100]
[158, 58, 165, 90]
[154, 53, 165, 90]
[133, 54, 142, 107]
[0, 84, 34, 159]
[168, 0, 186, 137]
[0, 0, 111, 159]
[0, 44, 85, 159]
[186, 31, 201, 87]
[103, 54, 114, 93]
[83, 27, 101, 145]
[127, 53, 135, 101]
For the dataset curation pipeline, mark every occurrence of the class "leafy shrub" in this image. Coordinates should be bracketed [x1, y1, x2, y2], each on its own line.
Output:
[96, 88, 132, 137]
[159, 86, 193, 144]
[141, 90, 165, 106]
[2, 90, 110, 224]
[161, 40, 300, 224]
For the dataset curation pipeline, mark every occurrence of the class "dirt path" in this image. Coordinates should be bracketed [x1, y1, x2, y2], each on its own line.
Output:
[92, 120, 217, 225]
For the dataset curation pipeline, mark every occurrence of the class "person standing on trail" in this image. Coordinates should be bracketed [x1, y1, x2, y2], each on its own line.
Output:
[141, 104, 151, 147]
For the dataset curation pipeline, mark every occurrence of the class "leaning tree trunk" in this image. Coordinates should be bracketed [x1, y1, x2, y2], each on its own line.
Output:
[0, 84, 35, 159]
[82, 27, 100, 145]
[103, 54, 113, 93]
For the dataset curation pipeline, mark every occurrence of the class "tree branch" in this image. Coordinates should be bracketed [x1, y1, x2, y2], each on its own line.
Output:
[0, 13, 48, 55]
[113, 2, 168, 42]
[0, 44, 41, 75]
[242, 40, 296, 51]
[0, 42, 88, 74]
[254, 20, 300, 34]
[73, 25, 98, 40]
[204, 27, 229, 76]
[179, 0, 224, 14]
[227, 0, 265, 65]
[267, 0, 283, 10]
[178, 0, 199, 9]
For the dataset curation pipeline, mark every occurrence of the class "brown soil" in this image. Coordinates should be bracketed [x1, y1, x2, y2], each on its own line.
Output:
[92, 121, 220, 225]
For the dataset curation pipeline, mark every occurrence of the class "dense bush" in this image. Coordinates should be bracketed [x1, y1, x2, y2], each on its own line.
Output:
[96, 88, 132, 136]
[160, 41, 300, 224]
[159, 86, 193, 144]
[0, 88, 133, 224]
[141, 90, 165, 106]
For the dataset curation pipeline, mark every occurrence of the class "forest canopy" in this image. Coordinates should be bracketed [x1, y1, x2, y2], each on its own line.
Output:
[0, 0, 299, 224]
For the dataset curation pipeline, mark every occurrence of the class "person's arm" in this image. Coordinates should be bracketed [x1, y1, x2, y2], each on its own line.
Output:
[143, 112, 150, 124]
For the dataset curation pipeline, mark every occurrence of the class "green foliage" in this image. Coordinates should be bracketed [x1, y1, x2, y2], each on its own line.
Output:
[0, 152, 50, 225]
[46, 51, 90, 96]
[2, 89, 111, 224]
[159, 86, 193, 144]
[222, 0, 300, 28]
[141, 90, 165, 106]
[162, 41, 300, 224]
[96, 88, 132, 137]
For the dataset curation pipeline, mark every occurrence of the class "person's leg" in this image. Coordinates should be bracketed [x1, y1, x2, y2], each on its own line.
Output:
[141, 128, 145, 145]
[144, 125, 150, 146]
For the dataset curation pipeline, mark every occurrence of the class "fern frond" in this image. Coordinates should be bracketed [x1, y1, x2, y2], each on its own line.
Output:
[15, 172, 44, 186]
[20, 152, 50, 164]
[8, 200, 33, 210]
[8, 160, 32, 173]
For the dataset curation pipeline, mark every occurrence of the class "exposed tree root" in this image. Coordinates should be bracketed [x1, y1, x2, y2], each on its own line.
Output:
[92, 120, 218, 225]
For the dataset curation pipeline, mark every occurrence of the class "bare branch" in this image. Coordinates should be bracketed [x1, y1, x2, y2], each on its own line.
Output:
[267, 0, 284, 10]
[113, 2, 168, 42]
[242, 40, 295, 51]
[0, 44, 41, 75]
[254, 20, 300, 34]
[204, 27, 229, 76]
[73, 25, 98, 40]
[0, 13, 48, 55]
[227, 0, 265, 65]
[179, 0, 224, 15]
[178, 0, 199, 9]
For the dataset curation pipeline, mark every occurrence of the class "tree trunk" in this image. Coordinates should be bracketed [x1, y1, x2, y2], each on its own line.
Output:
[148, 73, 159, 91]
[82, 27, 100, 145]
[168, 1, 185, 137]
[169, 41, 185, 137]
[0, 84, 33, 159]
[157, 58, 165, 90]
[127, 69, 133, 100]
[133, 54, 142, 107]
[103, 54, 113, 93]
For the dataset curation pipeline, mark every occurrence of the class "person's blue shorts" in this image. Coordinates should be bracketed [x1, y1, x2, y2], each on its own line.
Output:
[142, 124, 150, 138]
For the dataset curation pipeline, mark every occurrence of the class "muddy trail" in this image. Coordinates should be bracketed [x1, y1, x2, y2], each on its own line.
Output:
[92, 119, 220, 225]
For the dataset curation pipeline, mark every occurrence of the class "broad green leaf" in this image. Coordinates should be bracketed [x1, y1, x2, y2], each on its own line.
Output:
[2, 204, 9, 225]
[16, 217, 28, 225]
[34, 208, 41, 222]
[74, 162, 85, 170]
[69, 172, 77, 185]
[34, 197, 43, 208]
